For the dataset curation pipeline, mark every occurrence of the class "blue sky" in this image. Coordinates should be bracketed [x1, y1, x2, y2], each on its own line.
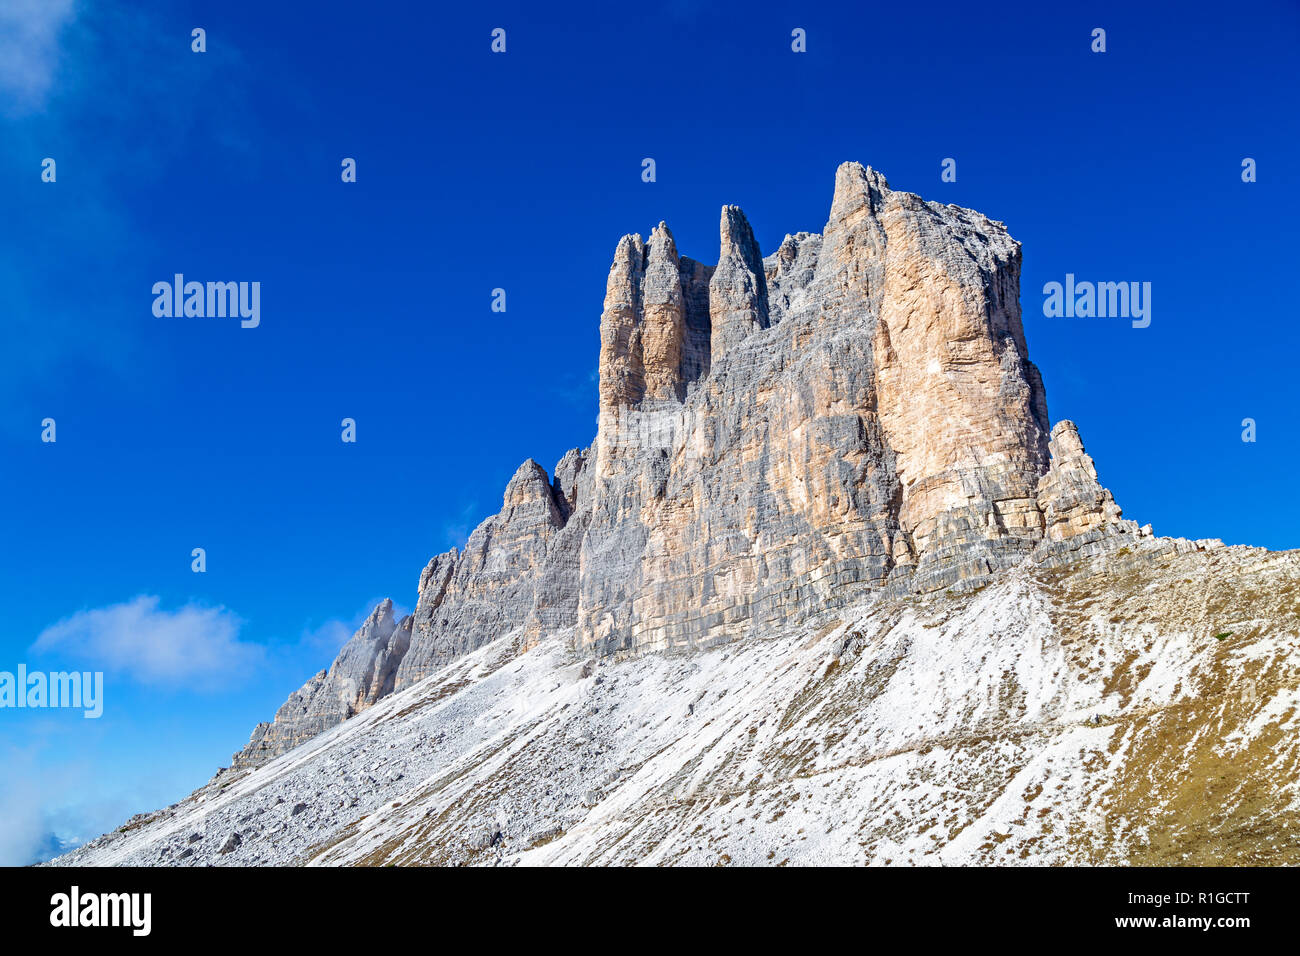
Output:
[1, 0, 1297, 863]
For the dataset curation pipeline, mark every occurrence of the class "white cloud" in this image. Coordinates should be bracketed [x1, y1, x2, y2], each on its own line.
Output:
[297, 598, 411, 657]
[0, 767, 45, 866]
[298, 618, 355, 657]
[32, 595, 262, 687]
[441, 501, 484, 550]
[0, 0, 77, 115]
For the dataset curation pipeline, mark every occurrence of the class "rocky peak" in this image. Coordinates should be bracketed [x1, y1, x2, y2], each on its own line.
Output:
[503, 458, 561, 514]
[551, 447, 587, 522]
[363, 597, 395, 632]
[598, 233, 647, 408]
[641, 222, 687, 403]
[765, 232, 822, 324]
[598, 220, 716, 415]
[709, 205, 769, 360]
[1036, 420, 1126, 545]
[828, 160, 889, 223]
[232, 598, 408, 769]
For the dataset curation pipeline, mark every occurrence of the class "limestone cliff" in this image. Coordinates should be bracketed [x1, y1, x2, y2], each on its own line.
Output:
[579, 162, 1055, 659]
[232, 162, 1219, 769]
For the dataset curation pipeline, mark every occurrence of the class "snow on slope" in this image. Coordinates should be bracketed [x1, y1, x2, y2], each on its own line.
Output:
[52, 551, 1300, 866]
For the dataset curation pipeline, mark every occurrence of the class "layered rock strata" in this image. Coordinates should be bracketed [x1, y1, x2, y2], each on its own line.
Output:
[578, 163, 1054, 656]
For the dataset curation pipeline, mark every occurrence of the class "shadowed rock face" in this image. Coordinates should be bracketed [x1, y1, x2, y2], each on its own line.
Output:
[232, 162, 1213, 768]
[235, 457, 591, 768]
[393, 459, 572, 688]
[233, 600, 409, 768]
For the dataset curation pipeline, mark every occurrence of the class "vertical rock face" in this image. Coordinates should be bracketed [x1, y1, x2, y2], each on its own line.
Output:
[598, 225, 714, 413]
[520, 447, 594, 651]
[678, 255, 714, 388]
[869, 172, 1052, 591]
[709, 205, 769, 360]
[578, 161, 1053, 655]
[640, 223, 687, 403]
[598, 235, 646, 408]
[1031, 420, 1135, 568]
[1037, 421, 1123, 541]
[234, 162, 1149, 766]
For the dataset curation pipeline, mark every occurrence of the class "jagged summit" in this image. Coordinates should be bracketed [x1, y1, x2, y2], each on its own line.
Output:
[710, 204, 769, 359]
[231, 162, 1222, 770]
[828, 160, 889, 220]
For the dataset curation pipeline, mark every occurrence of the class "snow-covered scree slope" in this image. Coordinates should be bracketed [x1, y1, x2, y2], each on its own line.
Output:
[55, 545, 1300, 866]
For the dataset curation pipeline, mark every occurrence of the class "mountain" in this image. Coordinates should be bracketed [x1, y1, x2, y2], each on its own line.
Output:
[53, 163, 1300, 866]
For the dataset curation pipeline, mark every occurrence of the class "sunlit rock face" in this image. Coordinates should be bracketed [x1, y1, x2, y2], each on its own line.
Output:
[578, 162, 1055, 656]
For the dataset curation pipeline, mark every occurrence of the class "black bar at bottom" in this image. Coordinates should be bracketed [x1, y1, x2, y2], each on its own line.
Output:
[0, 865, 1284, 943]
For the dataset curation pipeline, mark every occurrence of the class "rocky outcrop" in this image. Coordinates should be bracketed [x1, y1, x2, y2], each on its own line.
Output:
[232, 161, 1185, 766]
[870, 176, 1051, 591]
[708, 205, 769, 360]
[597, 235, 646, 409]
[520, 447, 594, 651]
[234, 600, 409, 768]
[1036, 421, 1126, 544]
[640, 224, 688, 403]
[234, 452, 593, 768]
[1030, 420, 1228, 567]
[393, 456, 592, 688]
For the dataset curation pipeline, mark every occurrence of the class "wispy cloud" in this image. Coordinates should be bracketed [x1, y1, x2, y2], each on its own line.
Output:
[0, 1, 260, 425]
[0, 763, 47, 866]
[296, 598, 410, 657]
[0, 0, 77, 116]
[297, 618, 356, 658]
[32, 596, 262, 688]
[441, 501, 484, 551]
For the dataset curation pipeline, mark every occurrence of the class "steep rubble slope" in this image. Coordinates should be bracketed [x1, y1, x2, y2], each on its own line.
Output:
[55, 540, 1300, 867]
